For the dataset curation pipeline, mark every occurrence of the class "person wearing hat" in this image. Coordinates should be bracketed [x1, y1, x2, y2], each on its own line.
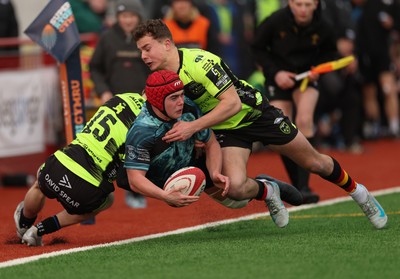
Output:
[123, 70, 230, 207]
[163, 0, 211, 50]
[89, 0, 151, 208]
[90, 0, 149, 104]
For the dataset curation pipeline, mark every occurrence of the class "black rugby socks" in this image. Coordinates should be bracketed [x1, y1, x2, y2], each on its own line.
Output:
[36, 215, 61, 236]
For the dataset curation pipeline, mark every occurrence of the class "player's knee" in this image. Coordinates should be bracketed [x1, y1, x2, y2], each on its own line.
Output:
[226, 179, 249, 200]
[105, 193, 115, 209]
[94, 193, 114, 213]
[31, 180, 40, 190]
[305, 155, 330, 175]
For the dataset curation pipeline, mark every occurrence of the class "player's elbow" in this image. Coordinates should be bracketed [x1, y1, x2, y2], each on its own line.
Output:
[231, 100, 242, 114]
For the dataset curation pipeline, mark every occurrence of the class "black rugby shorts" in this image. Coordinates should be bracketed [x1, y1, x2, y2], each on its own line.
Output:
[37, 154, 112, 214]
[214, 105, 298, 150]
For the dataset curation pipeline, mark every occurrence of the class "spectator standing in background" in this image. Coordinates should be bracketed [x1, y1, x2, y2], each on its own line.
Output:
[356, 0, 400, 139]
[163, 0, 211, 50]
[69, 0, 113, 102]
[315, 0, 364, 153]
[205, 0, 255, 79]
[0, 0, 19, 53]
[246, 0, 282, 115]
[246, 0, 282, 91]
[143, 0, 209, 20]
[89, 0, 150, 208]
[90, 0, 150, 103]
[250, 0, 282, 27]
[69, 0, 111, 34]
[252, 0, 338, 203]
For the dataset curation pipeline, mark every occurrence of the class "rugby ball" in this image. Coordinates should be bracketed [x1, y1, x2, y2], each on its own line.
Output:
[163, 167, 206, 196]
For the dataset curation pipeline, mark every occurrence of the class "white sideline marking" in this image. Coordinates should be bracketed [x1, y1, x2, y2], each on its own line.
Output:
[1, 187, 399, 269]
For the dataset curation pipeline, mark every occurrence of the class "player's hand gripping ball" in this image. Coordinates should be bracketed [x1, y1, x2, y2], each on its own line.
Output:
[163, 167, 206, 196]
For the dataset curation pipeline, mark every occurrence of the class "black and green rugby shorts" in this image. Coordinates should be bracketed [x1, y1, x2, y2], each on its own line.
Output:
[37, 154, 113, 215]
[214, 105, 298, 150]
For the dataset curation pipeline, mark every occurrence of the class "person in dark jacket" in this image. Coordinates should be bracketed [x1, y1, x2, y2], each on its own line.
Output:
[0, 0, 19, 53]
[89, 0, 151, 208]
[316, 0, 364, 153]
[356, 0, 400, 139]
[251, 0, 338, 203]
[89, 0, 151, 104]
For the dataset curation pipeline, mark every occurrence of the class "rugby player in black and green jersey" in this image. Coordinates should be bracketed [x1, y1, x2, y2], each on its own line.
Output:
[14, 93, 146, 246]
[133, 19, 387, 230]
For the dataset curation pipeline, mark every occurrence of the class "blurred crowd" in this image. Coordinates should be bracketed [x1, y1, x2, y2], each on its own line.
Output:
[2, 0, 400, 153]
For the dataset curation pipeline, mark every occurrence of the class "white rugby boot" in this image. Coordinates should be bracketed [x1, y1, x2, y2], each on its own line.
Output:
[22, 226, 43, 246]
[351, 184, 388, 229]
[259, 179, 289, 228]
[14, 201, 28, 240]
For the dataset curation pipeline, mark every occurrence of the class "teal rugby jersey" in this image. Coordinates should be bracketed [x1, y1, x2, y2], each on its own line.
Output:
[54, 93, 145, 187]
[124, 97, 211, 187]
[178, 48, 269, 130]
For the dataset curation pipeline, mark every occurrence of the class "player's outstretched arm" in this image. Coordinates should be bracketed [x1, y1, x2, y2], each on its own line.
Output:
[204, 131, 230, 196]
[126, 169, 199, 207]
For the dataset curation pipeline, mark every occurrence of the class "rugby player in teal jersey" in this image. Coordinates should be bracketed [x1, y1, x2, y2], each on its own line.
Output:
[14, 93, 146, 246]
[121, 70, 295, 214]
[123, 70, 230, 207]
[133, 19, 387, 230]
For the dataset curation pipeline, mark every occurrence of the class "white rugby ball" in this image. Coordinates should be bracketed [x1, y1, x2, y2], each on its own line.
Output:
[163, 166, 206, 196]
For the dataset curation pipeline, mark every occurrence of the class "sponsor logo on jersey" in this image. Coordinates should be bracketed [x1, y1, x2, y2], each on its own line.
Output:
[129, 95, 144, 110]
[194, 55, 204, 63]
[113, 102, 126, 114]
[127, 145, 150, 162]
[126, 145, 137, 160]
[206, 64, 229, 90]
[202, 59, 214, 72]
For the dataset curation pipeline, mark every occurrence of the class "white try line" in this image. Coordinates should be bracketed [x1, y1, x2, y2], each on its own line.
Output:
[1, 186, 399, 269]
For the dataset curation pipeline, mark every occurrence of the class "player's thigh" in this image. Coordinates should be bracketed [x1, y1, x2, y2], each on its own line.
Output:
[221, 146, 251, 187]
[269, 131, 329, 174]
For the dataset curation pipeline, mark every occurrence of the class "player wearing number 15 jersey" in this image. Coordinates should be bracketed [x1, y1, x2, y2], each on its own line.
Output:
[14, 93, 145, 246]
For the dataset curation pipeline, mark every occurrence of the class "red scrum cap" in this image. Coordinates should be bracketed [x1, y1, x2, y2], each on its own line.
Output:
[145, 70, 184, 112]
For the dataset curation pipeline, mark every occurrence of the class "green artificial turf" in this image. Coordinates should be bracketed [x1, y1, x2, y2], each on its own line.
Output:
[1, 193, 399, 279]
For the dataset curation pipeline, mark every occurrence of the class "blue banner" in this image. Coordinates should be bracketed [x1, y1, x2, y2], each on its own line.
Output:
[59, 47, 86, 141]
[24, 0, 80, 63]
